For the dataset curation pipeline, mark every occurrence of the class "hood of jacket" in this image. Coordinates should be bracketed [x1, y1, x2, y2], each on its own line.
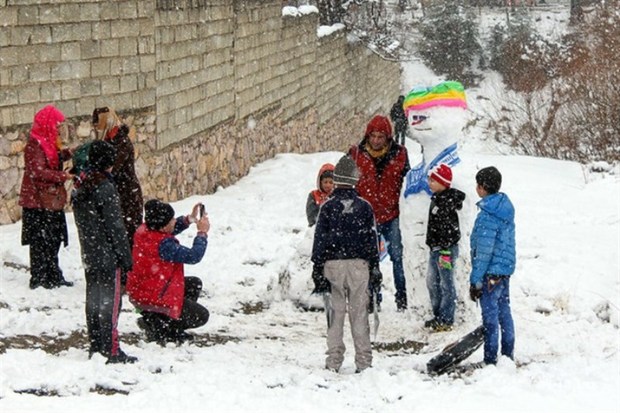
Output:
[30, 105, 65, 169]
[316, 162, 335, 191]
[476, 192, 514, 223]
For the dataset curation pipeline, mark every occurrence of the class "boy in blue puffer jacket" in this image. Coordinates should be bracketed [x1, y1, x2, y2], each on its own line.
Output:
[469, 166, 516, 366]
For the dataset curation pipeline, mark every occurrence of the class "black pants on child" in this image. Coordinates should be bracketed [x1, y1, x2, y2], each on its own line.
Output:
[142, 276, 210, 341]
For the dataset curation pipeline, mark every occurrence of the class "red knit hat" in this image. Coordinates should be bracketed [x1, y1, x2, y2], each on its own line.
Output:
[429, 163, 452, 188]
[365, 115, 393, 139]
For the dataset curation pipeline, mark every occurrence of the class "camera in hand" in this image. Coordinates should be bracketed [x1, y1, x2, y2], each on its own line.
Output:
[199, 204, 206, 218]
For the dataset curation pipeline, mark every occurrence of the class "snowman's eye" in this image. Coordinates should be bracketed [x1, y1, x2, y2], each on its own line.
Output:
[411, 115, 428, 122]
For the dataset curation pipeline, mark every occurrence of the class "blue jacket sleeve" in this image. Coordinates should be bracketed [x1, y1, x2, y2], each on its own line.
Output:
[470, 211, 499, 286]
[172, 216, 190, 235]
[159, 234, 208, 264]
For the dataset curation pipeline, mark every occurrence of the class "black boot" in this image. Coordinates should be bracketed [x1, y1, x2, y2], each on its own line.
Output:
[169, 330, 194, 344]
[106, 349, 138, 364]
[395, 292, 408, 312]
[138, 313, 170, 344]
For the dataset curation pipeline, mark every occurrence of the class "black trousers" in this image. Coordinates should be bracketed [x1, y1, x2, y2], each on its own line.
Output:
[85, 267, 123, 357]
[21, 208, 68, 288]
[143, 276, 210, 337]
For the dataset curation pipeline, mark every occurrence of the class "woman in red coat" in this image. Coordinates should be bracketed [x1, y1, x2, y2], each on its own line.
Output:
[19, 105, 75, 289]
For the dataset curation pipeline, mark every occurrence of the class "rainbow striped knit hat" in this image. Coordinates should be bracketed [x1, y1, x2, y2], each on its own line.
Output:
[403, 81, 467, 116]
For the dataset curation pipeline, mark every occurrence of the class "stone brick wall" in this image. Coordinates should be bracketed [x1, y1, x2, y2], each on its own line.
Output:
[0, 0, 401, 224]
[0, 0, 156, 126]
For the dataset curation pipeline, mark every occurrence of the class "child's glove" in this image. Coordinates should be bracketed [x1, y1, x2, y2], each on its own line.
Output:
[312, 264, 330, 294]
[469, 284, 482, 302]
[438, 250, 453, 270]
[369, 265, 383, 292]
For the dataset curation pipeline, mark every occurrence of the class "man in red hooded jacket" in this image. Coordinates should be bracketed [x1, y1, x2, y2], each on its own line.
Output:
[349, 115, 410, 311]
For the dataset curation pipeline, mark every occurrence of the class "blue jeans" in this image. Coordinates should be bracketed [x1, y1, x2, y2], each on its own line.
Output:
[426, 245, 458, 325]
[377, 217, 406, 306]
[480, 276, 515, 364]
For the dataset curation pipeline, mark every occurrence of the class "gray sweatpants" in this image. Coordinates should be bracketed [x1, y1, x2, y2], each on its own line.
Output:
[324, 259, 372, 372]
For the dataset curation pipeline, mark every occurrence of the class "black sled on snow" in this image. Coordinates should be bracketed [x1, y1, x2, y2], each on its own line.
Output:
[426, 325, 485, 375]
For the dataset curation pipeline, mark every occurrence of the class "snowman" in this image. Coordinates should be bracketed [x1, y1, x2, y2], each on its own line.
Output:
[399, 81, 473, 323]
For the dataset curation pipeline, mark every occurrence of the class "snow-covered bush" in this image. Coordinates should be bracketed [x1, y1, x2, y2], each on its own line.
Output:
[483, 1, 620, 163]
[417, 0, 482, 86]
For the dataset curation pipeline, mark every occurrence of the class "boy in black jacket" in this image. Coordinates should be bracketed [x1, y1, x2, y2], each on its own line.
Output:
[72, 140, 136, 363]
[424, 163, 465, 332]
[311, 155, 381, 373]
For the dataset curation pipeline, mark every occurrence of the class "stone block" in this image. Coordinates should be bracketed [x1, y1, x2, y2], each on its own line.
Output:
[101, 2, 119, 20]
[119, 38, 138, 56]
[53, 61, 90, 81]
[79, 2, 100, 21]
[174, 25, 196, 43]
[138, 37, 154, 55]
[118, 1, 138, 19]
[14, 106, 34, 126]
[138, 1, 155, 18]
[0, 167, 19, 197]
[111, 20, 140, 38]
[10, 140, 25, 155]
[91, 21, 111, 40]
[80, 79, 101, 97]
[28, 64, 51, 83]
[80, 40, 101, 59]
[120, 75, 137, 93]
[90, 58, 111, 77]
[17, 5, 38, 25]
[75, 97, 97, 117]
[100, 38, 119, 57]
[140, 55, 156, 73]
[61, 80, 81, 100]
[18, 84, 39, 104]
[0, 156, 11, 171]
[39, 83, 61, 101]
[59, 3, 81, 22]
[101, 77, 120, 94]
[0, 109, 12, 129]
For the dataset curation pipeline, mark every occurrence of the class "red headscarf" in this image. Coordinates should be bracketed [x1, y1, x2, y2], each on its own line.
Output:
[30, 105, 65, 169]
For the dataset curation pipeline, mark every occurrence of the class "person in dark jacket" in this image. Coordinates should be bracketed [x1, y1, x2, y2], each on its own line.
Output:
[306, 163, 335, 227]
[91, 107, 143, 247]
[311, 155, 381, 373]
[349, 115, 410, 311]
[390, 95, 408, 146]
[424, 163, 465, 332]
[127, 200, 210, 344]
[469, 166, 516, 366]
[72, 140, 136, 364]
[19, 105, 75, 289]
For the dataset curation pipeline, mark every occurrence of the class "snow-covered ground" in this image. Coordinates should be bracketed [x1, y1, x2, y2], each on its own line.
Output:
[1, 119, 618, 412]
[1, 10, 619, 411]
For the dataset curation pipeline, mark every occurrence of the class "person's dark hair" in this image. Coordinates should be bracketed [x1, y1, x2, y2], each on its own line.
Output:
[476, 166, 502, 194]
[144, 199, 175, 230]
[88, 140, 116, 172]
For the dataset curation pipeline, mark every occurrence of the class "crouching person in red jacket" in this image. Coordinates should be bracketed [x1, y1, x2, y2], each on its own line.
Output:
[126, 199, 210, 344]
